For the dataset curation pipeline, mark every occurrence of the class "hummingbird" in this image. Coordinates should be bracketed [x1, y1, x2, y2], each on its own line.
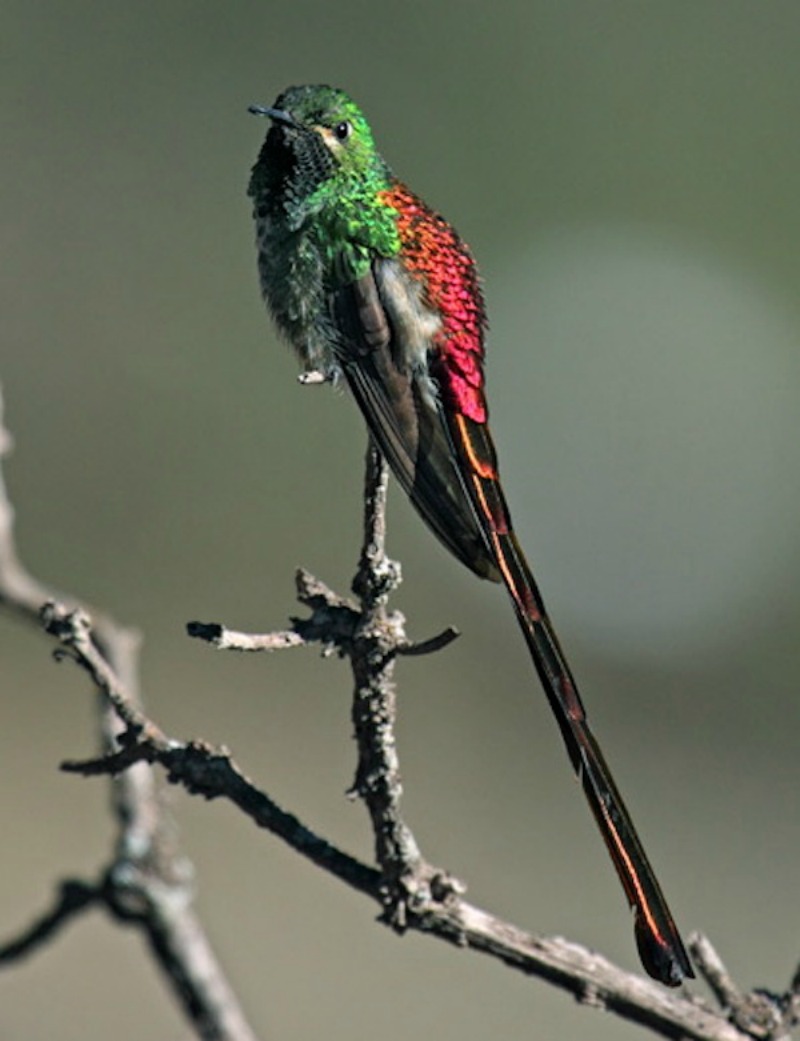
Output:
[247, 84, 693, 986]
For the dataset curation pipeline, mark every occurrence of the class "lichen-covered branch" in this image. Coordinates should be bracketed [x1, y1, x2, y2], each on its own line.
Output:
[183, 441, 771, 1041]
[49, 604, 745, 1041]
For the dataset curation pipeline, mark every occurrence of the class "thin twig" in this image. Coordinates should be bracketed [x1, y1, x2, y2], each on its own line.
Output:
[346, 440, 456, 918]
[396, 625, 460, 657]
[0, 881, 100, 962]
[0, 385, 260, 1041]
[147, 440, 770, 1040]
[777, 962, 800, 1039]
[0, 388, 57, 620]
[46, 599, 744, 1041]
[3, 380, 792, 1041]
[187, 621, 305, 652]
[690, 934, 787, 1040]
[690, 933, 744, 1010]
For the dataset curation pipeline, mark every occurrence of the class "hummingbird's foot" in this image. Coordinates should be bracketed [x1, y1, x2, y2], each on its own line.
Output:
[297, 369, 330, 385]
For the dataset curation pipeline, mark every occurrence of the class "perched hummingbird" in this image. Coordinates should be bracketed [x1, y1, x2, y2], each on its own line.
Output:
[247, 84, 693, 986]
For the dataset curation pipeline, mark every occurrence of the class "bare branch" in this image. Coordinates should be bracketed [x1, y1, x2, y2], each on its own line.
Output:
[0, 881, 100, 962]
[396, 625, 460, 657]
[37, 611, 755, 1041]
[187, 620, 305, 652]
[0, 387, 58, 620]
[188, 555, 458, 661]
[0, 386, 260, 1041]
[42, 600, 747, 1041]
[346, 441, 448, 912]
[3, 382, 792, 1041]
[134, 440, 772, 1041]
[691, 934, 792, 1040]
[691, 933, 744, 1011]
[778, 962, 800, 1040]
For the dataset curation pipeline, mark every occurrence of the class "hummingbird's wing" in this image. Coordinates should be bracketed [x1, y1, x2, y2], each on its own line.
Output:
[329, 256, 692, 987]
[329, 262, 500, 581]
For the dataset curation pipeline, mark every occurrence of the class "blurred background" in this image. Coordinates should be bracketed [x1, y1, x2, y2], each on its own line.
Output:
[3, 2, 800, 1038]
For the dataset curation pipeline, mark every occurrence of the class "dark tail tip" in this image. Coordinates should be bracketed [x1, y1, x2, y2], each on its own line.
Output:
[635, 917, 694, 987]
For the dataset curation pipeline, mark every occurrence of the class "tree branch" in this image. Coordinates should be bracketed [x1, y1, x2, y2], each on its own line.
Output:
[46, 601, 745, 1041]
[135, 437, 781, 1041]
[4, 381, 797, 1041]
[0, 385, 259, 1041]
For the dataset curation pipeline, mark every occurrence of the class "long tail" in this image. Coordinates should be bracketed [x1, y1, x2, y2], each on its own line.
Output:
[450, 411, 693, 986]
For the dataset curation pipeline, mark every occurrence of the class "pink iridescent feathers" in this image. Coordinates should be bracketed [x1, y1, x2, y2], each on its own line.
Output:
[379, 183, 488, 425]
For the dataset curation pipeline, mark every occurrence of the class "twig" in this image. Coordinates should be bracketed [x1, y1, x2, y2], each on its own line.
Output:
[0, 881, 100, 962]
[691, 933, 744, 1011]
[47, 597, 744, 1041]
[690, 934, 789, 1040]
[186, 621, 305, 652]
[0, 388, 56, 620]
[0, 385, 259, 1041]
[778, 962, 800, 1039]
[175, 439, 770, 1041]
[346, 441, 457, 918]
[3, 380, 794, 1041]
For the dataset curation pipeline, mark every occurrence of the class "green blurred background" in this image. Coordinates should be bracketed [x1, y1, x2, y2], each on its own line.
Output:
[3, 2, 800, 1038]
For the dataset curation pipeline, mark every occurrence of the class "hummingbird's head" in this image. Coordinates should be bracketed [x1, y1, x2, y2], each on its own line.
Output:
[248, 85, 387, 215]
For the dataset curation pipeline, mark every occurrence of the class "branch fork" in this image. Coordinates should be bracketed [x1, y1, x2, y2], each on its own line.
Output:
[3, 386, 798, 1041]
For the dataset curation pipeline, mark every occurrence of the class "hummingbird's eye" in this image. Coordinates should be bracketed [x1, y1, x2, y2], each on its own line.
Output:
[333, 120, 352, 142]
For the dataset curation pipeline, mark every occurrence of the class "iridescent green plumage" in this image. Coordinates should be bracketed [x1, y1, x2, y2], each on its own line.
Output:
[248, 85, 693, 986]
[249, 86, 399, 318]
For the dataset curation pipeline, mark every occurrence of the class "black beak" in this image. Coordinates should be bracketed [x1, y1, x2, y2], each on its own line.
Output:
[248, 104, 298, 128]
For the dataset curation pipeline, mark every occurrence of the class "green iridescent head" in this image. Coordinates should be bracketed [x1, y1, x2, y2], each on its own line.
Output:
[249, 85, 390, 215]
[249, 84, 400, 267]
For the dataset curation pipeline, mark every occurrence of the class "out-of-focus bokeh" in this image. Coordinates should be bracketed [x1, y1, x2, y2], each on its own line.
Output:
[3, 3, 800, 1038]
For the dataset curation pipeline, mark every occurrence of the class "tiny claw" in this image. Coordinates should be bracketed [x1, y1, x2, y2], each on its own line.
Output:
[297, 369, 330, 385]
